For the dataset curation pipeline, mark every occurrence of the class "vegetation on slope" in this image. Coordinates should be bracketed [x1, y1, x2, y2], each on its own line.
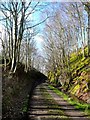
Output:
[47, 47, 90, 103]
[48, 85, 90, 116]
[2, 63, 31, 119]
[2, 62, 47, 120]
[69, 48, 90, 103]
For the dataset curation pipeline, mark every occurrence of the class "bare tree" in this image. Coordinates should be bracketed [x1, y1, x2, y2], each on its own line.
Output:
[0, 1, 48, 72]
[43, 2, 87, 87]
[83, 2, 90, 56]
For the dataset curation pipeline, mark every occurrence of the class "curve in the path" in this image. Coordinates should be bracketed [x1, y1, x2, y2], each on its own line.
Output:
[28, 83, 90, 120]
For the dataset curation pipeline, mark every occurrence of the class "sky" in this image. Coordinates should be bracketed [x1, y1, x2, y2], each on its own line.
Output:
[0, 0, 89, 2]
[0, 1, 46, 54]
[34, 34, 44, 50]
[31, 2, 48, 51]
[0, 1, 88, 54]
[33, 1, 88, 52]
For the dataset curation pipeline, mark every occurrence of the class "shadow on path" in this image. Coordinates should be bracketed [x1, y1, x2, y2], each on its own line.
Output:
[28, 83, 90, 120]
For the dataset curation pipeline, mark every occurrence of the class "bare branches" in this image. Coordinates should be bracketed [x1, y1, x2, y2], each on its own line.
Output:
[26, 16, 49, 29]
[43, 2, 88, 85]
[0, 1, 49, 72]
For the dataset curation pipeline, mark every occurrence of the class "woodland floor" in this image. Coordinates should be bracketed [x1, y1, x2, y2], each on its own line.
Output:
[28, 83, 90, 120]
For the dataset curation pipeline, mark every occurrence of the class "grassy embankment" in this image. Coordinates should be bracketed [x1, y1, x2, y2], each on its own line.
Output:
[47, 47, 90, 116]
[69, 47, 90, 103]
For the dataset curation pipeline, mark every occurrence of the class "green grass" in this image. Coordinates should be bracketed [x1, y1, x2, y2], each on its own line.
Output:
[21, 95, 29, 113]
[48, 85, 90, 116]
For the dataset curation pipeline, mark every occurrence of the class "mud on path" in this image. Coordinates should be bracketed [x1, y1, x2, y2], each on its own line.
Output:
[28, 83, 90, 120]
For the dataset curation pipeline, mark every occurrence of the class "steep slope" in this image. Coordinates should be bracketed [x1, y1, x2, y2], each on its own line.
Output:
[69, 49, 90, 103]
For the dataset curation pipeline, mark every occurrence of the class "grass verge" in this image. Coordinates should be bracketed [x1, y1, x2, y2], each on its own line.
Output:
[48, 85, 90, 116]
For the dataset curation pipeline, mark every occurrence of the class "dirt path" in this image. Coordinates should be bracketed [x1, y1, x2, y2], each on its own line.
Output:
[28, 83, 90, 120]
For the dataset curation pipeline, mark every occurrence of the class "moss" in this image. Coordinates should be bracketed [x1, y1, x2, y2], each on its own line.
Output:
[48, 46, 90, 104]
[83, 88, 88, 93]
[71, 84, 80, 95]
[56, 69, 60, 76]
[86, 68, 90, 73]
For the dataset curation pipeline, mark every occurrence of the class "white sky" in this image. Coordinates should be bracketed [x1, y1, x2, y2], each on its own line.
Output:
[34, 34, 44, 50]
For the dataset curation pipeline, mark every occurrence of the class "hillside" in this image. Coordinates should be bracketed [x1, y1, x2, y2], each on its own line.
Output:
[2, 63, 47, 120]
[48, 47, 90, 104]
[69, 48, 90, 103]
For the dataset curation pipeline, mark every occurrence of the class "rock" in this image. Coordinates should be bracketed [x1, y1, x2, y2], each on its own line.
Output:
[87, 99, 90, 103]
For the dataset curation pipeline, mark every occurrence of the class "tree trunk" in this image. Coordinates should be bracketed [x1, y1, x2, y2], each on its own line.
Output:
[10, 7, 18, 73]
[17, 41, 20, 63]
[84, 3, 90, 56]
[8, 33, 11, 58]
[11, 20, 13, 59]
[88, 12, 90, 56]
